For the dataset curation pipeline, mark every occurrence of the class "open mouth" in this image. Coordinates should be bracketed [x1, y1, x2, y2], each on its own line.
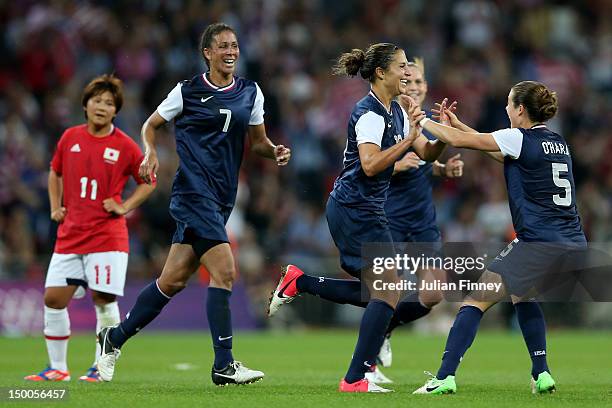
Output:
[223, 59, 236, 67]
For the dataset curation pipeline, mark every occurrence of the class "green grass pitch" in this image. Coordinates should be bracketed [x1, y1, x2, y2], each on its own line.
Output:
[1, 330, 611, 407]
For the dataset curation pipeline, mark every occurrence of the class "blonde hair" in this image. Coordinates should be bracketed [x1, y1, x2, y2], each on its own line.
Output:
[409, 57, 425, 76]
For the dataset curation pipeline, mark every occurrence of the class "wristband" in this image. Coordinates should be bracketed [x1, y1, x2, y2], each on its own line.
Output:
[419, 117, 430, 127]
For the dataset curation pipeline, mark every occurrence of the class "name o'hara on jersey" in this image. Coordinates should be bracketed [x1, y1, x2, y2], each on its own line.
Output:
[541, 141, 570, 156]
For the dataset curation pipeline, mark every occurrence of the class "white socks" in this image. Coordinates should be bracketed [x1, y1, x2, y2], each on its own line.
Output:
[93, 301, 120, 365]
[44, 306, 70, 371]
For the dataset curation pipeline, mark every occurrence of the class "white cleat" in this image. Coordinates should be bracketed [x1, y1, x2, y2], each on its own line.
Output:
[211, 361, 264, 386]
[97, 326, 121, 382]
[364, 365, 394, 384]
[377, 335, 392, 367]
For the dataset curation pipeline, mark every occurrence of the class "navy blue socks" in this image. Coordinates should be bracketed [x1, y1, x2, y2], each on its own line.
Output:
[386, 292, 431, 334]
[437, 305, 484, 380]
[297, 275, 367, 307]
[207, 287, 234, 370]
[345, 299, 394, 383]
[514, 302, 549, 379]
[110, 280, 171, 348]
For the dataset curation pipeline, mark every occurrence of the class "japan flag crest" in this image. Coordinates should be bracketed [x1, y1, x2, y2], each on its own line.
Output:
[103, 147, 120, 164]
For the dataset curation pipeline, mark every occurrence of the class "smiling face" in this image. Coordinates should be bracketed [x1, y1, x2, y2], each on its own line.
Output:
[204, 30, 239, 77]
[404, 65, 427, 107]
[379, 49, 410, 98]
[85, 90, 116, 128]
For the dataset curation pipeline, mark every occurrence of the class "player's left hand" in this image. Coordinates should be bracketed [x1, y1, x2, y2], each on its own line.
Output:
[275, 145, 291, 166]
[444, 153, 464, 178]
[103, 198, 128, 215]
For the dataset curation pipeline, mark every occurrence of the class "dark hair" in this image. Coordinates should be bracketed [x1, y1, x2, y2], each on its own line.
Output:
[81, 74, 124, 115]
[511, 81, 558, 122]
[332, 43, 400, 82]
[199, 23, 237, 68]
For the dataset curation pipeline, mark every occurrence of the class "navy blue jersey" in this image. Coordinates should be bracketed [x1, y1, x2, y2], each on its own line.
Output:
[330, 92, 408, 211]
[385, 125, 437, 233]
[157, 73, 264, 208]
[492, 125, 585, 242]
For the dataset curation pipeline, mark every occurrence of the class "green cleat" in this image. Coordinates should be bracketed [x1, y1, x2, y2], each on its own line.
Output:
[531, 371, 556, 394]
[413, 371, 457, 395]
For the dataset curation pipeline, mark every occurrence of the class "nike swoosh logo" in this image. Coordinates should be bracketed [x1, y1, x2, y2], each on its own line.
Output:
[218, 335, 232, 341]
[277, 276, 298, 298]
[213, 372, 235, 379]
[201, 96, 214, 103]
[426, 386, 439, 392]
[363, 361, 372, 368]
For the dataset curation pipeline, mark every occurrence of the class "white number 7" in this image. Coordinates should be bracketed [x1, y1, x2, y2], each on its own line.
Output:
[220, 109, 232, 132]
[552, 163, 571, 206]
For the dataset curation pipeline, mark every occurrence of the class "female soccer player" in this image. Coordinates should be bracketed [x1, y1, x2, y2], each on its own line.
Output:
[25, 74, 155, 382]
[269, 43, 447, 392]
[97, 23, 291, 386]
[410, 81, 584, 394]
[374, 58, 464, 379]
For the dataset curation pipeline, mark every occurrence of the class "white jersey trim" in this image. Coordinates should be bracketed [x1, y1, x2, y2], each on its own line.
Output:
[249, 83, 265, 125]
[355, 111, 385, 147]
[492, 128, 523, 159]
[157, 82, 183, 121]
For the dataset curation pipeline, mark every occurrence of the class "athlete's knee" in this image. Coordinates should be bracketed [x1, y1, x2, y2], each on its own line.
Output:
[419, 289, 443, 308]
[210, 265, 236, 288]
[43, 292, 69, 309]
[91, 291, 116, 305]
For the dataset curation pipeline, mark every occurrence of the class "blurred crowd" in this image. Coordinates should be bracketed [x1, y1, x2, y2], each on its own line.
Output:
[0, 0, 611, 323]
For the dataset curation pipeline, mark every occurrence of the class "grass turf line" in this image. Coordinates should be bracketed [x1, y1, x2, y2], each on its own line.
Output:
[1, 330, 611, 407]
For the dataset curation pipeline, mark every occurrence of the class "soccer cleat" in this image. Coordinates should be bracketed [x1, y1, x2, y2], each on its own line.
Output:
[377, 335, 392, 367]
[24, 366, 71, 382]
[531, 371, 556, 394]
[211, 361, 264, 386]
[364, 364, 393, 384]
[97, 326, 121, 382]
[339, 378, 393, 393]
[79, 366, 102, 382]
[413, 371, 456, 394]
[267, 264, 304, 317]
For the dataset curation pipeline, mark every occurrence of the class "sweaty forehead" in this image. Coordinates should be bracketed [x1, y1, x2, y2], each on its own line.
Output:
[394, 50, 408, 64]
[213, 31, 238, 45]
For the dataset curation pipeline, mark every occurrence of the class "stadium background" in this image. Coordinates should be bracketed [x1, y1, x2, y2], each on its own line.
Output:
[1, 0, 611, 337]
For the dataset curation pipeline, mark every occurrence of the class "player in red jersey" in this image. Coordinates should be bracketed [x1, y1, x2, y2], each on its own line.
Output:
[25, 74, 155, 383]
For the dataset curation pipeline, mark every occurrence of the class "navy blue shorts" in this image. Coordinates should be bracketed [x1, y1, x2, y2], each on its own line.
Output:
[487, 238, 587, 297]
[390, 224, 442, 259]
[326, 196, 395, 279]
[170, 194, 232, 246]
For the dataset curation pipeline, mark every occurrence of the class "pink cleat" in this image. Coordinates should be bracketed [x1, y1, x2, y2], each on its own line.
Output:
[267, 265, 304, 317]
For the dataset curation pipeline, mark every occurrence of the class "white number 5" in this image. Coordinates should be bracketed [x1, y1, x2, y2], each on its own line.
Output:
[219, 109, 232, 132]
[552, 163, 571, 206]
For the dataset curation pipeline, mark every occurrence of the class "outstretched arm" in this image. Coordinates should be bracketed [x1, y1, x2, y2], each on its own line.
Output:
[432, 100, 504, 163]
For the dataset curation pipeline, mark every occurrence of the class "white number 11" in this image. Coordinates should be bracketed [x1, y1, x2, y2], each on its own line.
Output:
[80, 177, 98, 200]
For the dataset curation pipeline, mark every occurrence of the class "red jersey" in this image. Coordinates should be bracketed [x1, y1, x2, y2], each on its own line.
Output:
[51, 124, 146, 254]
